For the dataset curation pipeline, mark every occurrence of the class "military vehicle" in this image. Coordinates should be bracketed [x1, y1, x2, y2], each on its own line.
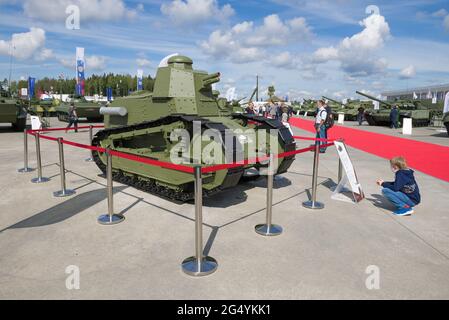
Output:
[356, 91, 431, 127]
[91, 55, 296, 202]
[56, 96, 105, 122]
[323, 96, 374, 121]
[302, 99, 318, 117]
[29, 98, 58, 117]
[0, 95, 27, 131]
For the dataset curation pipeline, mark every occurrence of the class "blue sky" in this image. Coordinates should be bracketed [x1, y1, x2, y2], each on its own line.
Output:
[0, 0, 449, 100]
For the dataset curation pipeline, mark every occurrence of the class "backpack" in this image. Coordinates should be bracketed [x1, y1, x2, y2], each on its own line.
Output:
[321, 106, 334, 129]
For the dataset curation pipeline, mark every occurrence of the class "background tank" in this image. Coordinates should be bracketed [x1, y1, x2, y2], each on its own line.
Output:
[356, 91, 431, 127]
[302, 99, 318, 117]
[29, 98, 58, 117]
[323, 96, 373, 121]
[0, 86, 27, 131]
[91, 55, 296, 202]
[56, 96, 105, 122]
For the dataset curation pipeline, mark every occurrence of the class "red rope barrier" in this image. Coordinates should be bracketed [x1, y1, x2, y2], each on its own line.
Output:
[109, 150, 195, 174]
[28, 129, 336, 175]
[293, 135, 337, 143]
[28, 125, 104, 133]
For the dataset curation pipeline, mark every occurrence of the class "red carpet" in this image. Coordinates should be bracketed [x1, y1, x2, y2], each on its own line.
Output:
[289, 117, 449, 182]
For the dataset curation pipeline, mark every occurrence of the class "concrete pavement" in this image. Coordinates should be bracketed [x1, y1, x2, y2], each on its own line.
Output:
[0, 118, 448, 299]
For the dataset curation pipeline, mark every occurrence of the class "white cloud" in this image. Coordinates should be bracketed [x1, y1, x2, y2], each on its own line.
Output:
[0, 27, 49, 60]
[35, 48, 54, 61]
[312, 13, 391, 77]
[161, 0, 234, 26]
[201, 14, 311, 64]
[444, 15, 449, 31]
[86, 55, 106, 71]
[136, 58, 151, 67]
[432, 9, 448, 18]
[23, 0, 138, 22]
[60, 55, 106, 71]
[399, 65, 416, 79]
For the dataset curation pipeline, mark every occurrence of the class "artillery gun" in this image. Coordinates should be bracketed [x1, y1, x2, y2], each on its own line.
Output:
[91, 55, 296, 202]
[356, 91, 431, 127]
[301, 99, 318, 117]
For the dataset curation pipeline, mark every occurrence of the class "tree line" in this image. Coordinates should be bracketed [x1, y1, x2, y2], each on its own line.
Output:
[2, 73, 154, 98]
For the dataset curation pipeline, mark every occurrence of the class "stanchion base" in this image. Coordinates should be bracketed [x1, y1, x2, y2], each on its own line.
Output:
[97, 214, 125, 225]
[53, 189, 76, 198]
[255, 224, 283, 236]
[302, 200, 325, 210]
[85, 158, 94, 162]
[18, 167, 35, 173]
[31, 177, 50, 184]
[182, 256, 218, 277]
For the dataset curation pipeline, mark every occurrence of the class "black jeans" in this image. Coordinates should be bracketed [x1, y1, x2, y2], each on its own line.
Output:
[67, 118, 78, 132]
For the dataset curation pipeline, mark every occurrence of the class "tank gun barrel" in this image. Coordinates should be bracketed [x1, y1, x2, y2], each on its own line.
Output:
[202, 72, 221, 87]
[322, 96, 345, 106]
[356, 91, 392, 107]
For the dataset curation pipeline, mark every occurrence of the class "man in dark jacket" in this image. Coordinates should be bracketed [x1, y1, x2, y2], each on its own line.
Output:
[390, 105, 399, 129]
[377, 156, 421, 216]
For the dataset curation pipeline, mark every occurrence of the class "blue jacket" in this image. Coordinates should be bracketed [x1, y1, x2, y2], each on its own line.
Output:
[382, 169, 421, 204]
[390, 108, 399, 121]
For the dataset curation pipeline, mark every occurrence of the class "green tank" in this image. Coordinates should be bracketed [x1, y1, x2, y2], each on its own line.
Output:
[356, 91, 431, 127]
[302, 99, 318, 117]
[56, 96, 105, 122]
[29, 98, 58, 117]
[91, 56, 296, 202]
[0, 96, 27, 131]
[323, 96, 373, 121]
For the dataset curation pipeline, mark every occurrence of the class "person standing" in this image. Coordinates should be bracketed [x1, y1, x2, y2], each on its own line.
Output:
[315, 100, 328, 153]
[66, 102, 79, 133]
[390, 105, 399, 129]
[357, 106, 365, 125]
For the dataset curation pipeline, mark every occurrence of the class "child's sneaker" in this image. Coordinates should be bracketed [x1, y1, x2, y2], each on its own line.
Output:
[393, 207, 414, 216]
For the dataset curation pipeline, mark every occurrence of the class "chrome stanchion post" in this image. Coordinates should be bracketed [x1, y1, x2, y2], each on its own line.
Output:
[182, 166, 218, 277]
[255, 154, 283, 236]
[302, 139, 324, 209]
[31, 132, 50, 183]
[18, 129, 35, 173]
[85, 125, 94, 162]
[97, 149, 125, 225]
[54, 138, 76, 197]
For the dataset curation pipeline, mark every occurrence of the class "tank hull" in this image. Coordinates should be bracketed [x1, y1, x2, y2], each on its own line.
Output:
[92, 115, 295, 201]
[0, 99, 27, 131]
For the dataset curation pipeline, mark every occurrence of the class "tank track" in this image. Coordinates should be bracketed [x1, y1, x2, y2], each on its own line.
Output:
[91, 115, 244, 202]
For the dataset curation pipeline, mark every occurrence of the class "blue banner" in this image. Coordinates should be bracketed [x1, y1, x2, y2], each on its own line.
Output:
[75, 84, 82, 96]
[76, 47, 85, 96]
[106, 87, 113, 101]
[28, 77, 35, 99]
[137, 69, 144, 91]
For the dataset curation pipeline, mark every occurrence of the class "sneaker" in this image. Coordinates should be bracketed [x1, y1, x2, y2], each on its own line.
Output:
[393, 207, 414, 216]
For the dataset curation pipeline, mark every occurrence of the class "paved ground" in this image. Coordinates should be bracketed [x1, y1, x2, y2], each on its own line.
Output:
[1, 118, 449, 299]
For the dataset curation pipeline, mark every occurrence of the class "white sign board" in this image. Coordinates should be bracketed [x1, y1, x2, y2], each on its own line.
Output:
[444, 92, 449, 114]
[332, 141, 364, 203]
[338, 113, 345, 125]
[402, 118, 412, 135]
[21, 88, 28, 97]
[432, 97, 437, 104]
[373, 101, 380, 110]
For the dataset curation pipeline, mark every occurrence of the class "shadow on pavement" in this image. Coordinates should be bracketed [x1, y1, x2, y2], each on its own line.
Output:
[1, 186, 127, 232]
[366, 193, 395, 211]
